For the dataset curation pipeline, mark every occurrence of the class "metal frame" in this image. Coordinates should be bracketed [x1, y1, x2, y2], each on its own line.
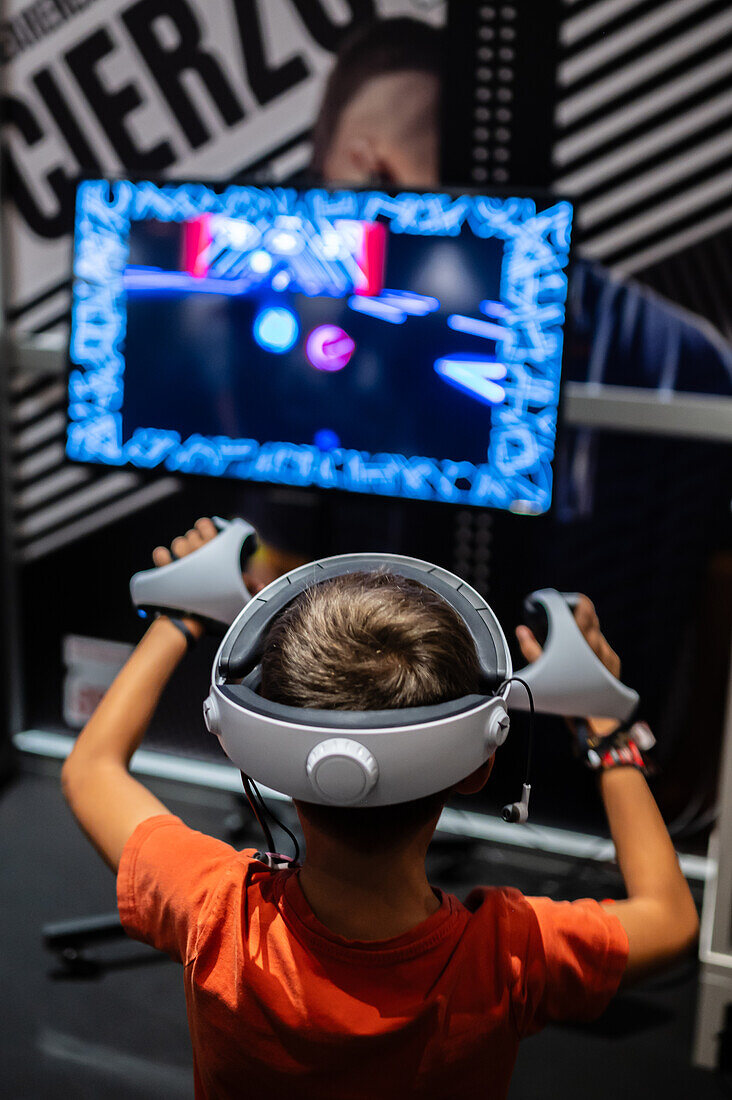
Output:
[694, 641, 732, 1067]
[563, 382, 732, 444]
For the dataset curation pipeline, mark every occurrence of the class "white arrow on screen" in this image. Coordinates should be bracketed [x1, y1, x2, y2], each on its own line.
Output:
[434, 355, 508, 406]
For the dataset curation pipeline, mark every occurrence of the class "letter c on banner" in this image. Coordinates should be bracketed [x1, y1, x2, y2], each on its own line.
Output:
[1, 95, 71, 239]
[290, 0, 377, 51]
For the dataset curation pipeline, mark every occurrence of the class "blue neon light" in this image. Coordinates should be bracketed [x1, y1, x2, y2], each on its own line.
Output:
[347, 296, 407, 324]
[434, 355, 508, 406]
[447, 314, 507, 341]
[124, 267, 251, 296]
[253, 307, 299, 353]
[66, 181, 572, 511]
[377, 289, 440, 315]
[272, 270, 291, 291]
[480, 299, 509, 319]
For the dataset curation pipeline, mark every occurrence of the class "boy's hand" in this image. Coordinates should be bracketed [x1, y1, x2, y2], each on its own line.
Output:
[515, 595, 621, 737]
[152, 516, 309, 626]
[152, 516, 220, 640]
[152, 514, 219, 568]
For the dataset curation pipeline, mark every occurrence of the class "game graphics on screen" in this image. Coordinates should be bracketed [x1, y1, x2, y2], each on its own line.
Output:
[67, 181, 572, 513]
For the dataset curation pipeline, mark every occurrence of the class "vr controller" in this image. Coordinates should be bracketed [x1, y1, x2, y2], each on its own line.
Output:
[130, 519, 639, 818]
[130, 517, 257, 630]
[507, 589, 638, 723]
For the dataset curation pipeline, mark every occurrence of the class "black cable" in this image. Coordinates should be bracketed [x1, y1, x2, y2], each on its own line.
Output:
[266, 807, 301, 864]
[251, 779, 301, 864]
[499, 676, 535, 786]
[241, 773, 301, 864]
[243, 776, 275, 853]
[241, 774, 275, 854]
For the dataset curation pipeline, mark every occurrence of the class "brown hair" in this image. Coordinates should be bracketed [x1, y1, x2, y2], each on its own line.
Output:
[260, 571, 480, 849]
[310, 18, 443, 176]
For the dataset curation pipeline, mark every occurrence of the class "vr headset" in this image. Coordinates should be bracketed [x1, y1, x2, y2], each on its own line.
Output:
[131, 519, 638, 819]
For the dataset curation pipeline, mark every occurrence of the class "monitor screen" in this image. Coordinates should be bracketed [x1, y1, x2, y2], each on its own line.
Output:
[67, 180, 572, 513]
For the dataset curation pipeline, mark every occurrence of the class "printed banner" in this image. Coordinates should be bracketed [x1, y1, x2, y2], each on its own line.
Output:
[1, 0, 445, 332]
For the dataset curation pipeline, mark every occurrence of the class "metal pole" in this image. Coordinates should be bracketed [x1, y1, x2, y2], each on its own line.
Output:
[694, 638, 732, 1067]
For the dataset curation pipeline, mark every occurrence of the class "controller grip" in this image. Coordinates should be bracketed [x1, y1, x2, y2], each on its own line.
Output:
[130, 518, 257, 630]
[509, 588, 638, 721]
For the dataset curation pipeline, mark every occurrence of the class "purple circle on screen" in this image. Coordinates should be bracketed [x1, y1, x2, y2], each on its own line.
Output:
[305, 325, 355, 372]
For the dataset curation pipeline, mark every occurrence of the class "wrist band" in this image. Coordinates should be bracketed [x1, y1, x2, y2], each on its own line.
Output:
[575, 720, 656, 774]
[156, 613, 199, 651]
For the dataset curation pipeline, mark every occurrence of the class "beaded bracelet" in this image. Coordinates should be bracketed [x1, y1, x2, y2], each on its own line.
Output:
[575, 719, 656, 774]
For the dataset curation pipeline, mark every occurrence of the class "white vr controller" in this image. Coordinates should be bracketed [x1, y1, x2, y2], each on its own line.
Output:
[130, 517, 257, 629]
[506, 589, 638, 722]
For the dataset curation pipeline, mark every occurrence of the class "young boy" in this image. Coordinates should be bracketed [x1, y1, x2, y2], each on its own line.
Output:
[62, 517, 699, 1099]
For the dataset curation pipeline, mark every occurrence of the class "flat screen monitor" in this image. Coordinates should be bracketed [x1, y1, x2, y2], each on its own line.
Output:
[67, 180, 572, 513]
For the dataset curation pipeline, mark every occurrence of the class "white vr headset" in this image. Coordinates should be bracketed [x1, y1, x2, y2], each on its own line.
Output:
[203, 552, 514, 808]
[130, 519, 640, 813]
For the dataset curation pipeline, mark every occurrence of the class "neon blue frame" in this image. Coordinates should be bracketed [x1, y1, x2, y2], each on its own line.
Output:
[66, 181, 572, 512]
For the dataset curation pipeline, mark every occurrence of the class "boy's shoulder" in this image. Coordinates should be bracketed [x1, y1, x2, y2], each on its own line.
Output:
[462, 884, 534, 924]
[461, 885, 626, 967]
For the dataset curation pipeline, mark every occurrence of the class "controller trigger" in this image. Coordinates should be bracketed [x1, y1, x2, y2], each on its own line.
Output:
[522, 595, 548, 647]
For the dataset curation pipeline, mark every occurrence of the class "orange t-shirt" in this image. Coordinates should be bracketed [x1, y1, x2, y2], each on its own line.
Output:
[117, 815, 628, 1099]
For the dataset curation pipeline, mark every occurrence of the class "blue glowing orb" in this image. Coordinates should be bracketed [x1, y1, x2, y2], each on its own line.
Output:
[306, 325, 355, 372]
[253, 307, 299, 353]
[313, 429, 341, 451]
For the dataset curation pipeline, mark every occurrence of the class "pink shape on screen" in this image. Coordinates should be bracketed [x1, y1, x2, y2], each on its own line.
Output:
[183, 215, 213, 277]
[334, 220, 386, 297]
[306, 325, 355, 372]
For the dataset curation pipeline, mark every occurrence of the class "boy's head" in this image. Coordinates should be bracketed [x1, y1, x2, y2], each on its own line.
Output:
[260, 571, 485, 851]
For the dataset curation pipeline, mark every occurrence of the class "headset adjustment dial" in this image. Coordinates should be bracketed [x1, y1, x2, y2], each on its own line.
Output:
[306, 738, 379, 804]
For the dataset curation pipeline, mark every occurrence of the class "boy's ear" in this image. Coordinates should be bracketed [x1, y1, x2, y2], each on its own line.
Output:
[453, 757, 495, 796]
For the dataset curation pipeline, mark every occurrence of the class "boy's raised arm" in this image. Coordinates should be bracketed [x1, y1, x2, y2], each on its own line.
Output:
[61, 519, 217, 872]
[517, 597, 699, 986]
[598, 765, 699, 984]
